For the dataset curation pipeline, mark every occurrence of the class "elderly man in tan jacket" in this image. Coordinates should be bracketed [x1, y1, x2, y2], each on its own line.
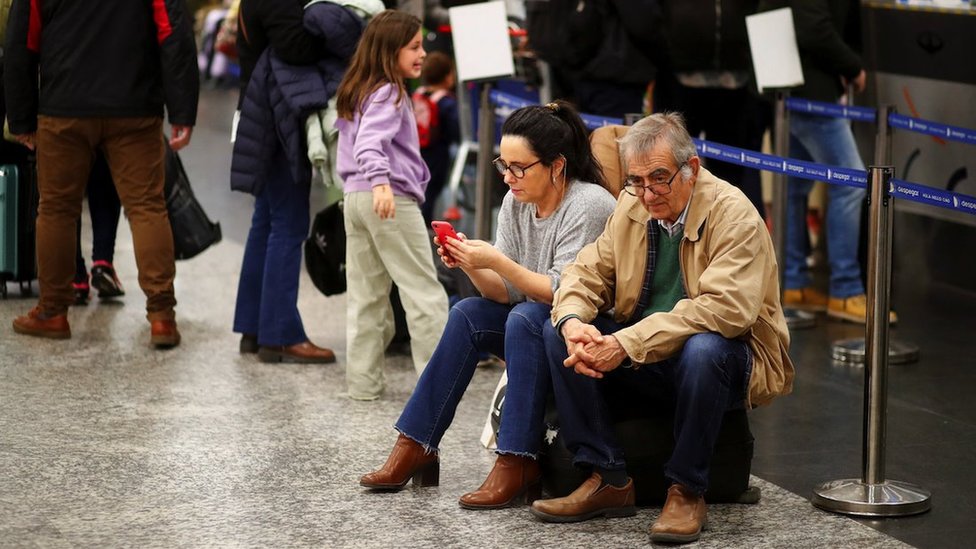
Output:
[530, 113, 794, 544]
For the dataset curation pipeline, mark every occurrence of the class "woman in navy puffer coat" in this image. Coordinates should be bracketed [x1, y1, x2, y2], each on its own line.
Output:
[230, 0, 368, 363]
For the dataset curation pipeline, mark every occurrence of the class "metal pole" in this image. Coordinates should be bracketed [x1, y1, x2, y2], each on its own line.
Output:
[863, 165, 893, 485]
[811, 165, 930, 517]
[474, 82, 496, 240]
[772, 91, 815, 329]
[831, 106, 919, 365]
[442, 79, 478, 221]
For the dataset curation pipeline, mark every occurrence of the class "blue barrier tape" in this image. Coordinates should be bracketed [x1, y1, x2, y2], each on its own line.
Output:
[489, 89, 532, 110]
[580, 112, 625, 130]
[890, 179, 976, 215]
[888, 113, 976, 146]
[786, 97, 877, 123]
[489, 90, 623, 130]
[693, 139, 868, 188]
[487, 90, 975, 216]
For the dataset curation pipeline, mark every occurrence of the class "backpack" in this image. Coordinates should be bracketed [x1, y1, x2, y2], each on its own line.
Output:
[304, 201, 346, 296]
[412, 87, 448, 149]
[525, 0, 604, 70]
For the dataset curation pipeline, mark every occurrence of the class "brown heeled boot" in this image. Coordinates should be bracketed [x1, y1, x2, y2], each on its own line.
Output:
[458, 454, 542, 509]
[360, 434, 439, 490]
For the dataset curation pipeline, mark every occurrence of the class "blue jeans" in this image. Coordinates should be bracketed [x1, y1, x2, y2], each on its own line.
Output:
[396, 297, 552, 457]
[786, 112, 867, 297]
[233, 152, 310, 346]
[542, 318, 751, 495]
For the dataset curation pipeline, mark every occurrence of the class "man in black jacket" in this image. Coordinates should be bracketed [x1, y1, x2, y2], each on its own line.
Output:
[655, 0, 766, 216]
[5, 0, 199, 347]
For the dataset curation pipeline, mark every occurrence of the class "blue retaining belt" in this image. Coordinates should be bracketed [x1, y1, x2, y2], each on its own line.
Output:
[489, 90, 623, 130]
[786, 97, 877, 123]
[890, 179, 976, 216]
[888, 113, 976, 146]
[487, 90, 975, 216]
[694, 139, 868, 188]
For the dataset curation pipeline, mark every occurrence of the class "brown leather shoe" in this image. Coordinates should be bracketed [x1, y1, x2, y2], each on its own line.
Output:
[12, 307, 70, 339]
[257, 341, 336, 364]
[150, 319, 181, 348]
[649, 483, 707, 544]
[458, 453, 541, 510]
[530, 472, 636, 523]
[360, 433, 439, 490]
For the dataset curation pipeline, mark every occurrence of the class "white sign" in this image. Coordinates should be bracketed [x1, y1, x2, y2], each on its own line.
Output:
[746, 7, 804, 92]
[449, 1, 514, 83]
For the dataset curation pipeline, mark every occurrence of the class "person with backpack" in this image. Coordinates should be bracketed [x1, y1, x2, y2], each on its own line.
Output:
[413, 51, 460, 224]
[6, 0, 198, 347]
[231, 0, 364, 363]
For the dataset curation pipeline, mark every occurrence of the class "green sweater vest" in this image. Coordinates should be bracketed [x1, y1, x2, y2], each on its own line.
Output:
[643, 231, 684, 317]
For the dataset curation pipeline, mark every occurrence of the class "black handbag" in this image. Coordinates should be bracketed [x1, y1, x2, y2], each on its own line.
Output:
[164, 143, 222, 260]
[304, 200, 346, 296]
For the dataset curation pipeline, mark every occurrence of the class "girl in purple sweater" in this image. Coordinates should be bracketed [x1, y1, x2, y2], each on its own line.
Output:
[335, 11, 448, 401]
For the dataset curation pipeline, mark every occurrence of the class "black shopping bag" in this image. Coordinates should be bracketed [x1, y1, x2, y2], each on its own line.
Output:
[164, 143, 222, 260]
[304, 200, 346, 296]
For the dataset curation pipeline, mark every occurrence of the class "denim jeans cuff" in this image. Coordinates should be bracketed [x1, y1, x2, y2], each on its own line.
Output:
[395, 427, 439, 456]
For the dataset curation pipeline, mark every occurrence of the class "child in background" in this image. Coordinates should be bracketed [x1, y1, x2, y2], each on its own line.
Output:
[413, 51, 460, 224]
[335, 10, 449, 401]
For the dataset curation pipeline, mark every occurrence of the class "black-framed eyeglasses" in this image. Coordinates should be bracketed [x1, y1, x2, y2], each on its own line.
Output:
[622, 164, 686, 196]
[492, 157, 542, 179]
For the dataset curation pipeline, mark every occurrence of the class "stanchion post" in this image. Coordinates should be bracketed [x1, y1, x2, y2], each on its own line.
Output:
[474, 82, 496, 240]
[831, 105, 919, 365]
[444, 79, 478, 220]
[772, 91, 815, 329]
[811, 165, 931, 517]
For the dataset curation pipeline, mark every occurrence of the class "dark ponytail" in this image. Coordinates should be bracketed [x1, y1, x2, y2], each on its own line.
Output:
[500, 99, 606, 188]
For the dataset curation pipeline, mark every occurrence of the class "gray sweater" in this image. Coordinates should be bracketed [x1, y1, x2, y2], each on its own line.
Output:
[494, 180, 616, 303]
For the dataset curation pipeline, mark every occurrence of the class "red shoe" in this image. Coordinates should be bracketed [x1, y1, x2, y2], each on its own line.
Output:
[150, 319, 181, 348]
[90, 260, 125, 298]
[12, 307, 71, 339]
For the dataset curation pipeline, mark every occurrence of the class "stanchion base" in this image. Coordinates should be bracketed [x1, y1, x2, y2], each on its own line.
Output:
[785, 308, 816, 330]
[831, 338, 920, 364]
[812, 478, 931, 517]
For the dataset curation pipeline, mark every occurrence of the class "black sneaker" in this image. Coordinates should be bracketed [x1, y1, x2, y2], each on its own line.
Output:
[90, 261, 125, 298]
[72, 281, 90, 305]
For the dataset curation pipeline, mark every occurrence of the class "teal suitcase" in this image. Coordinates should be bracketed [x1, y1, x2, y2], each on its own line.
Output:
[0, 164, 18, 279]
[0, 159, 36, 298]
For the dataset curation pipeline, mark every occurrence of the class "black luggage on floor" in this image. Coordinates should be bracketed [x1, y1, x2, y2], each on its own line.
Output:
[0, 155, 38, 298]
[538, 407, 757, 506]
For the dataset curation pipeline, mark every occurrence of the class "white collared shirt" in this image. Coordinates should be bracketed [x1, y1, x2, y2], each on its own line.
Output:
[658, 200, 691, 237]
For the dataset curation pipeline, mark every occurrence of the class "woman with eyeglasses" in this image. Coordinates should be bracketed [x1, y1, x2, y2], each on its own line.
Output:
[360, 100, 616, 510]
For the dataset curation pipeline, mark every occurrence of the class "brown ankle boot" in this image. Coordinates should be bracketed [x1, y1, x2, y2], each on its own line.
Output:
[458, 454, 542, 509]
[360, 434, 439, 490]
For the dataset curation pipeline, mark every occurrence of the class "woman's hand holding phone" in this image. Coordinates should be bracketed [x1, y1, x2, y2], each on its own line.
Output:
[432, 221, 462, 267]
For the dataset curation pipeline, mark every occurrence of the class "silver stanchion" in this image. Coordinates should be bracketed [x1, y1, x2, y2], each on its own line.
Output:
[832, 105, 919, 364]
[772, 91, 816, 329]
[812, 165, 931, 517]
[444, 78, 477, 221]
[474, 82, 496, 240]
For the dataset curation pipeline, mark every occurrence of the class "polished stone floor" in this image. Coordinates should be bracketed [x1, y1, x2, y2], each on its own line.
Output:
[2, 87, 973, 548]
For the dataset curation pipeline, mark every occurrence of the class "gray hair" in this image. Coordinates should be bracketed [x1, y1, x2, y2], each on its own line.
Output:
[617, 112, 697, 178]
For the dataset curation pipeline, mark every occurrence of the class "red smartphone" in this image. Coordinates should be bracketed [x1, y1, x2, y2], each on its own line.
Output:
[431, 221, 460, 256]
